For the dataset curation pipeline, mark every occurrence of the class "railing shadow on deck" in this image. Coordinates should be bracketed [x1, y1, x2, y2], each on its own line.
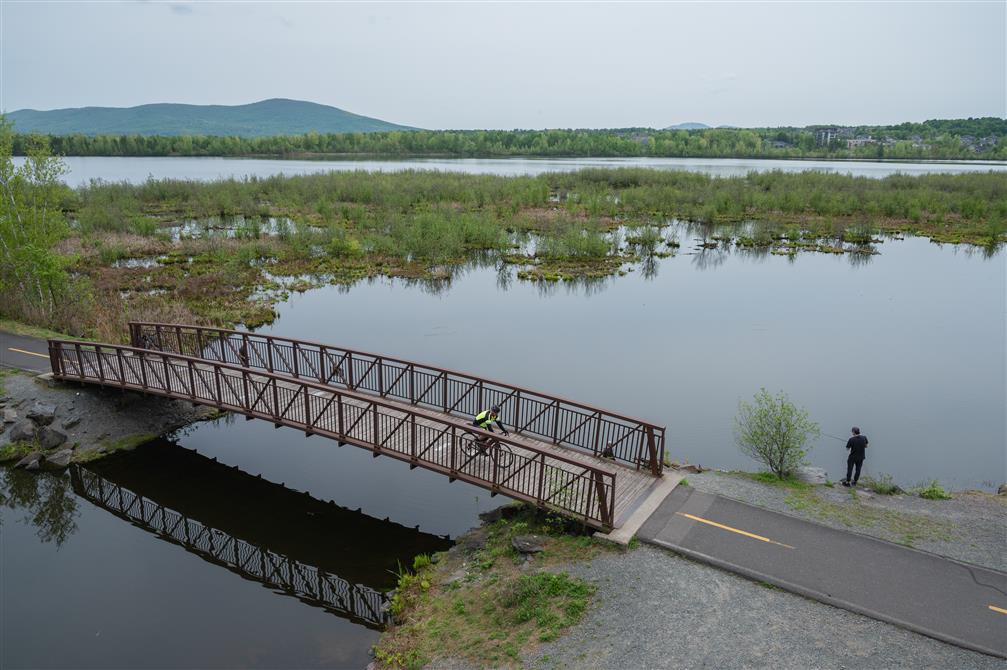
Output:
[127, 322, 666, 475]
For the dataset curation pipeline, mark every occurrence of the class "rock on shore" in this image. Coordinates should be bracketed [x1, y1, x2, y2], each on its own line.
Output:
[0, 370, 218, 468]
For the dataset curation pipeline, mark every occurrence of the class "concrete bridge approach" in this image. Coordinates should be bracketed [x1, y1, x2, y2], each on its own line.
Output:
[48, 323, 672, 532]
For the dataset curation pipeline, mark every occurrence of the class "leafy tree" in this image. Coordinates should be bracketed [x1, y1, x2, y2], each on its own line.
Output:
[734, 388, 820, 479]
[0, 122, 73, 326]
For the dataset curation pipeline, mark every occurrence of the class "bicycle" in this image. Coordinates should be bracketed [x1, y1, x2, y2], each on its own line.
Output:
[460, 430, 515, 469]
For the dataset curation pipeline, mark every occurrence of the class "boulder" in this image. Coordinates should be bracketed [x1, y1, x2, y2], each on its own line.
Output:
[36, 426, 68, 450]
[795, 466, 829, 485]
[511, 534, 547, 554]
[27, 401, 57, 426]
[14, 451, 42, 469]
[8, 420, 36, 443]
[998, 484, 1007, 496]
[43, 448, 73, 469]
[2, 408, 16, 423]
[62, 416, 81, 430]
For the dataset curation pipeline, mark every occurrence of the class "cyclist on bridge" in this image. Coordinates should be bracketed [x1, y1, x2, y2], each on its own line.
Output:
[473, 405, 509, 437]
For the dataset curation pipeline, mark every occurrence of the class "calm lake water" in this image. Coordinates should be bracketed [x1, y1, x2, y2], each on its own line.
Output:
[260, 234, 1005, 491]
[13, 154, 1007, 186]
[4, 157, 1005, 668]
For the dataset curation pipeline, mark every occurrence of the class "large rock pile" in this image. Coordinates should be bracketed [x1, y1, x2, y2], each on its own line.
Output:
[2, 400, 71, 471]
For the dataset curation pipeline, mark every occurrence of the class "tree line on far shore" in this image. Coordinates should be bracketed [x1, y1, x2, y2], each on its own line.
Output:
[8, 118, 1007, 161]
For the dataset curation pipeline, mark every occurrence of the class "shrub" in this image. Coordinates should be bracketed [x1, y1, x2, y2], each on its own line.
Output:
[734, 388, 820, 479]
[915, 480, 952, 500]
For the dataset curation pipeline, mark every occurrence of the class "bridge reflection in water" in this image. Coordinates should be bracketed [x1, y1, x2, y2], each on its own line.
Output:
[70, 442, 452, 629]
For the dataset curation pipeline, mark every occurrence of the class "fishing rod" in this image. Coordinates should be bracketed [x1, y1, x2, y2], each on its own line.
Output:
[822, 432, 849, 442]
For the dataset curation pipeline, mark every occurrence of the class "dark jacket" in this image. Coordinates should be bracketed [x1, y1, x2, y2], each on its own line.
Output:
[846, 434, 869, 460]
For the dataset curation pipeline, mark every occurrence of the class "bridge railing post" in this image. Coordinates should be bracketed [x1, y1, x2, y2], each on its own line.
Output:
[535, 454, 546, 505]
[187, 359, 196, 399]
[48, 342, 61, 378]
[336, 393, 344, 436]
[449, 425, 457, 474]
[304, 388, 312, 436]
[93, 345, 105, 383]
[214, 363, 223, 405]
[116, 348, 126, 386]
[409, 414, 417, 464]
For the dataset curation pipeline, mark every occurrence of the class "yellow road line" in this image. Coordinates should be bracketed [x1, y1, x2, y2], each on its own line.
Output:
[8, 347, 48, 359]
[676, 512, 795, 549]
[989, 605, 1007, 615]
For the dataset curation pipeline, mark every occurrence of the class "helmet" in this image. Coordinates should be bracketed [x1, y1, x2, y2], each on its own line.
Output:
[491, 405, 501, 413]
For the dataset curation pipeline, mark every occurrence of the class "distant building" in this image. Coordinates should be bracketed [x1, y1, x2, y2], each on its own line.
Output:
[846, 136, 876, 149]
[815, 128, 840, 145]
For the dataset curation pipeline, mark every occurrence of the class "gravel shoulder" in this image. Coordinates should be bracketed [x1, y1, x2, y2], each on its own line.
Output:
[684, 470, 1007, 572]
[526, 544, 1004, 670]
[0, 370, 216, 463]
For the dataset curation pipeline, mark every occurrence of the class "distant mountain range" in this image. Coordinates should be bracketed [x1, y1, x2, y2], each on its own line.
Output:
[5, 98, 417, 136]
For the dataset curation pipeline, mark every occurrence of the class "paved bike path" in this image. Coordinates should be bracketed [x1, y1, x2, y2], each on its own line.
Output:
[638, 485, 1007, 658]
[0, 331, 52, 373]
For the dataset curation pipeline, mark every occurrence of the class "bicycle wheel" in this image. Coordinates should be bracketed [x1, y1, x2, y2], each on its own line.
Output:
[460, 431, 482, 458]
[495, 443, 515, 469]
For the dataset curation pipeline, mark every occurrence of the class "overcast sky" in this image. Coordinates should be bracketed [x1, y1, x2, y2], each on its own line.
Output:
[2, 1, 1004, 129]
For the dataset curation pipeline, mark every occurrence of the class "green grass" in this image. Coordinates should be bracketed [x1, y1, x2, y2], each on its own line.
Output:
[0, 440, 37, 463]
[375, 505, 607, 668]
[0, 318, 91, 342]
[734, 470, 813, 492]
[861, 473, 903, 495]
[506, 572, 594, 642]
[782, 487, 956, 547]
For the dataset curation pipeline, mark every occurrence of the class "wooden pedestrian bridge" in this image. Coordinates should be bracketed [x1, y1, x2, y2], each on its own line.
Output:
[48, 322, 668, 531]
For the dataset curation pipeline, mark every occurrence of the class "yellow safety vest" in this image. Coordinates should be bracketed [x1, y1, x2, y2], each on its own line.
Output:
[475, 410, 495, 428]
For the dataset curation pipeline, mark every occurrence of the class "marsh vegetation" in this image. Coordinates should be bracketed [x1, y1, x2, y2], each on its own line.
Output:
[3, 130, 1004, 341]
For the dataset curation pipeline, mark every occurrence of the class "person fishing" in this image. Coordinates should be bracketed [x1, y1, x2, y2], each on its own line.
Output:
[841, 426, 869, 487]
[472, 405, 509, 450]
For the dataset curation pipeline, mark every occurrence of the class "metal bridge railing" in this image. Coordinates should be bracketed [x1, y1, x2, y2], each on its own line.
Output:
[128, 322, 666, 475]
[70, 466, 391, 628]
[51, 340, 616, 529]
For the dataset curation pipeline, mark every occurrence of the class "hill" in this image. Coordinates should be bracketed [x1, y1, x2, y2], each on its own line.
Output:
[665, 122, 711, 130]
[5, 98, 417, 136]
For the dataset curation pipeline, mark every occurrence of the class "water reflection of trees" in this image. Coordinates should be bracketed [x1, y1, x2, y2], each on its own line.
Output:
[0, 468, 80, 547]
[847, 247, 878, 267]
[690, 247, 729, 271]
[531, 274, 612, 298]
[951, 242, 1003, 260]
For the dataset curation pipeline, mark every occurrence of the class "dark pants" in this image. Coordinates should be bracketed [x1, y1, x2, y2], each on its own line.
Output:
[846, 455, 864, 484]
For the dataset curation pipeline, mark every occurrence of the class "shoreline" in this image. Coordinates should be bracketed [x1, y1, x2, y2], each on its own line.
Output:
[372, 471, 1006, 669]
[0, 368, 217, 467]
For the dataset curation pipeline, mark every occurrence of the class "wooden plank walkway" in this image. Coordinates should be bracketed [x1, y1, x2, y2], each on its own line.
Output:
[49, 341, 661, 530]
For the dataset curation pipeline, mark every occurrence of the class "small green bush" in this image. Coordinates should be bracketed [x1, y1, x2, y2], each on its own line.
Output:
[915, 480, 952, 500]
